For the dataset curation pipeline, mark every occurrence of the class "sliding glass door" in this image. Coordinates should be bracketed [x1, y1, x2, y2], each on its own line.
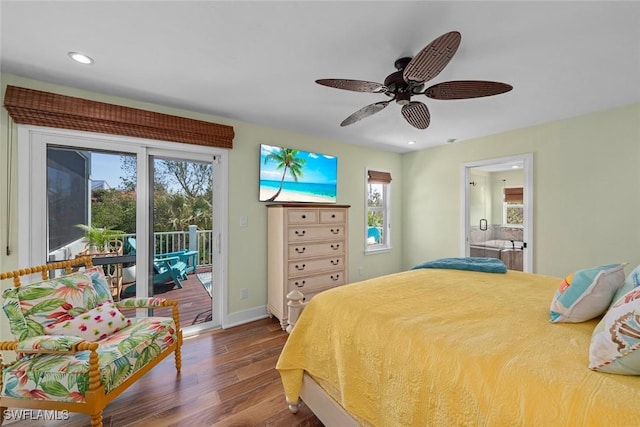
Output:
[149, 153, 217, 328]
[19, 127, 225, 331]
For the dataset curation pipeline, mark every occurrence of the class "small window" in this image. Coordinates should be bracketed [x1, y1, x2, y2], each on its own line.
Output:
[366, 169, 391, 252]
[503, 186, 524, 227]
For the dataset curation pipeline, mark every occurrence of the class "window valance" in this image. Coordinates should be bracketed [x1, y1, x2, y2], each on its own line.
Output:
[367, 170, 392, 184]
[3, 85, 234, 148]
[504, 187, 524, 203]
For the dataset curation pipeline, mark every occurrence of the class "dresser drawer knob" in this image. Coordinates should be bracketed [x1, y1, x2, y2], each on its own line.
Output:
[295, 247, 306, 254]
[295, 230, 306, 236]
[294, 280, 306, 288]
[330, 228, 339, 234]
[302, 214, 306, 219]
[331, 214, 336, 218]
[331, 244, 340, 250]
[295, 264, 306, 271]
[330, 259, 340, 266]
[330, 274, 340, 281]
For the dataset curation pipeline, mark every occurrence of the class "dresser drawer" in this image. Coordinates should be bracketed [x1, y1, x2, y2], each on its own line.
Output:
[319, 209, 345, 224]
[288, 241, 344, 259]
[287, 209, 318, 224]
[288, 225, 345, 241]
[288, 256, 344, 276]
[288, 271, 345, 293]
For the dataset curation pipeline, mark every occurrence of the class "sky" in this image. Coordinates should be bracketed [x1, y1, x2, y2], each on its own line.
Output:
[91, 152, 127, 189]
[259, 144, 337, 184]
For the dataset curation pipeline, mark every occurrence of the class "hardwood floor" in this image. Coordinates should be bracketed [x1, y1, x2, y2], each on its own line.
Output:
[3, 318, 324, 427]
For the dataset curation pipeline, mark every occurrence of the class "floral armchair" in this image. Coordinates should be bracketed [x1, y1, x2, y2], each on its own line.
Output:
[0, 256, 183, 426]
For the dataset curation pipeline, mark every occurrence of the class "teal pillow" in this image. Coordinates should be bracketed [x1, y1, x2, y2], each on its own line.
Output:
[549, 263, 626, 323]
[610, 264, 640, 308]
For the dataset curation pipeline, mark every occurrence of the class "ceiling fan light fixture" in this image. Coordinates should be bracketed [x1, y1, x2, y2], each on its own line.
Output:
[395, 91, 411, 106]
[68, 52, 94, 65]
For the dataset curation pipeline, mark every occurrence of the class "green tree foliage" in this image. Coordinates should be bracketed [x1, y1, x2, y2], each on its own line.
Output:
[91, 189, 136, 233]
[91, 158, 213, 234]
[367, 186, 383, 227]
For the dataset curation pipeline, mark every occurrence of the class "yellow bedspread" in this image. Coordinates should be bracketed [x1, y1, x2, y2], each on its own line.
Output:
[276, 269, 640, 426]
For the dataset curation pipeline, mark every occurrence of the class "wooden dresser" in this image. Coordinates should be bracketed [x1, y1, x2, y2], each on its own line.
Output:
[267, 204, 350, 329]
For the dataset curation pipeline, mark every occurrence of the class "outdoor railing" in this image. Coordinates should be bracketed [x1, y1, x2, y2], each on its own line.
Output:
[119, 226, 214, 267]
[49, 226, 214, 267]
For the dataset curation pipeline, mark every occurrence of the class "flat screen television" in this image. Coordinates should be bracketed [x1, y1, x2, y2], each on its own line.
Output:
[259, 144, 337, 203]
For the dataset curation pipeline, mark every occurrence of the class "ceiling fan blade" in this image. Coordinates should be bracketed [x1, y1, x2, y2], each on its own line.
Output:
[424, 80, 513, 100]
[403, 31, 461, 84]
[340, 101, 391, 127]
[401, 101, 430, 129]
[316, 79, 388, 93]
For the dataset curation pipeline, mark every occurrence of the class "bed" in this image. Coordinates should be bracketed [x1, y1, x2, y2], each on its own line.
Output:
[276, 265, 640, 426]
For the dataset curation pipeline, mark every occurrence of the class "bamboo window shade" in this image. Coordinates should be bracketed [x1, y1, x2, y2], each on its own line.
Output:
[3, 85, 234, 148]
[504, 187, 524, 203]
[367, 170, 392, 184]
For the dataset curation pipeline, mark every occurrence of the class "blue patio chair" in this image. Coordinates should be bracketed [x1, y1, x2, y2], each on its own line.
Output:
[367, 226, 381, 244]
[120, 238, 187, 297]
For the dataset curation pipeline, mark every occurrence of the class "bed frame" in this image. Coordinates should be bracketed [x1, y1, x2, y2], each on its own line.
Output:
[285, 290, 359, 425]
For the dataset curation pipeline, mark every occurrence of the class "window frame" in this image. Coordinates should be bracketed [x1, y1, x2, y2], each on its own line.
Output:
[502, 186, 524, 228]
[364, 168, 392, 254]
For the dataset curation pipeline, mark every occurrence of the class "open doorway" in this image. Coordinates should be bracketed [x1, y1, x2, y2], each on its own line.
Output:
[461, 153, 534, 272]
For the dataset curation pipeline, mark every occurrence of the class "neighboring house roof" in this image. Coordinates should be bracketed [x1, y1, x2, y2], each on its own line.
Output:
[91, 180, 111, 191]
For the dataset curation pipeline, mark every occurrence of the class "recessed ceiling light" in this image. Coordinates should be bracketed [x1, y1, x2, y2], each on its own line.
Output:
[408, 140, 416, 145]
[512, 165, 521, 169]
[68, 52, 94, 65]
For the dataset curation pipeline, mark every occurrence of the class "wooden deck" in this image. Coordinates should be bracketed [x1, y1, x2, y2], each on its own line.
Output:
[121, 266, 213, 327]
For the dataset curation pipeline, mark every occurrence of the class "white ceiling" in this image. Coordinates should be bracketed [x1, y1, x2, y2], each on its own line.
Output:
[1, 1, 639, 153]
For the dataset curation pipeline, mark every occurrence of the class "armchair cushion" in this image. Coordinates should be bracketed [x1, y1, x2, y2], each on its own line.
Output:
[116, 297, 169, 309]
[2, 267, 110, 341]
[45, 302, 131, 342]
[16, 335, 84, 353]
[2, 316, 178, 402]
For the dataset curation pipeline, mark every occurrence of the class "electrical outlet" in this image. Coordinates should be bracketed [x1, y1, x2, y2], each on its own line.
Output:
[240, 216, 248, 227]
[240, 288, 248, 299]
[358, 267, 364, 276]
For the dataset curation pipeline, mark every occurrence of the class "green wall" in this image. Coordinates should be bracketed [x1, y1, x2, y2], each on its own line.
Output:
[2, 71, 639, 340]
[0, 73, 403, 339]
[402, 103, 640, 277]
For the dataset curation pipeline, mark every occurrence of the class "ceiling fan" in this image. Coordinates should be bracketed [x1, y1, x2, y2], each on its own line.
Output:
[316, 31, 513, 130]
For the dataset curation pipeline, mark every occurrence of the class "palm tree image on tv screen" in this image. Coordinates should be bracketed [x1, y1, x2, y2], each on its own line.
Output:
[259, 144, 337, 203]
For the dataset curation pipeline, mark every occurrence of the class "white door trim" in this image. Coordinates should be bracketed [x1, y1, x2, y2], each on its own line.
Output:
[461, 153, 534, 272]
[17, 125, 228, 330]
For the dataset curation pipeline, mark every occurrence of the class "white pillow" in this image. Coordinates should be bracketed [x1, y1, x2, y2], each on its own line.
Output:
[45, 302, 131, 342]
[589, 288, 640, 375]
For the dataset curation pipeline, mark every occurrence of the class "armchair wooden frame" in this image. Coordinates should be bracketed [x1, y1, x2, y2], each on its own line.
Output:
[0, 256, 183, 427]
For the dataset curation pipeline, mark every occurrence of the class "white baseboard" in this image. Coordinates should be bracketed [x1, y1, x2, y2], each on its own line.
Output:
[222, 305, 269, 329]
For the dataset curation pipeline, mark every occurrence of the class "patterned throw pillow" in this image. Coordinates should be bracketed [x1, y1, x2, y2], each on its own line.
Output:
[45, 302, 131, 342]
[610, 264, 640, 308]
[549, 263, 627, 323]
[589, 288, 640, 375]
